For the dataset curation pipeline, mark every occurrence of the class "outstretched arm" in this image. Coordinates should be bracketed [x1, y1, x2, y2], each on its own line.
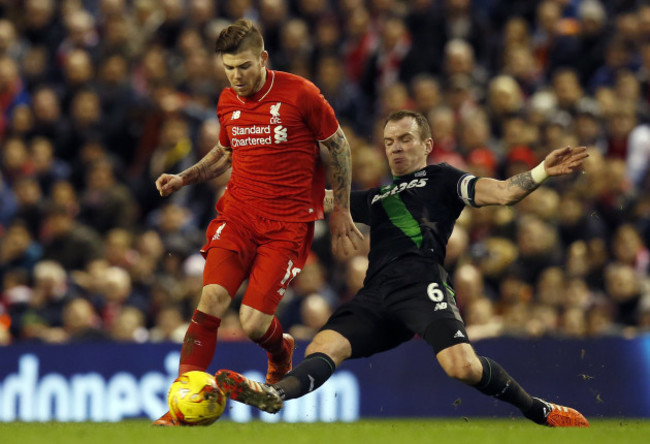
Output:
[156, 143, 232, 197]
[321, 127, 363, 256]
[474, 146, 588, 207]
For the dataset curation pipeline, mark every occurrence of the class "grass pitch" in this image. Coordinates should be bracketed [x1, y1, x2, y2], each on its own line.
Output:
[0, 419, 647, 444]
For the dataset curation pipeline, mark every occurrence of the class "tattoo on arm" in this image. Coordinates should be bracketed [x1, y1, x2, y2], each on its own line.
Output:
[180, 145, 232, 185]
[322, 127, 352, 209]
[505, 171, 539, 203]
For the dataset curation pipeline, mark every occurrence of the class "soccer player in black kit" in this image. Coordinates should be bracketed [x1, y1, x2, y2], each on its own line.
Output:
[216, 110, 590, 427]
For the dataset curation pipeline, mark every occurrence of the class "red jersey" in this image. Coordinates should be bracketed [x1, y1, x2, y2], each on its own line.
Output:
[217, 69, 339, 222]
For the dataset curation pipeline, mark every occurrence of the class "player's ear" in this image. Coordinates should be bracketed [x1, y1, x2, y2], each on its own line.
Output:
[261, 50, 269, 66]
[424, 137, 433, 156]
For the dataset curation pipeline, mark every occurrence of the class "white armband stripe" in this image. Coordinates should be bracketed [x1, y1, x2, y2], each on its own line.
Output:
[457, 173, 477, 207]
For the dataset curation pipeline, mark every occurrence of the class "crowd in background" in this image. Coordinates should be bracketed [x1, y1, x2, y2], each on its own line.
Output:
[1, 0, 650, 345]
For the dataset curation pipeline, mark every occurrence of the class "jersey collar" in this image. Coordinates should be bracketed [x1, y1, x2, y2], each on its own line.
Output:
[392, 166, 427, 183]
[237, 69, 275, 104]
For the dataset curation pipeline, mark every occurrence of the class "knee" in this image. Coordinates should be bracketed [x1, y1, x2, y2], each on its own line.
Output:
[238, 306, 272, 339]
[305, 331, 351, 366]
[442, 358, 482, 384]
[198, 285, 231, 316]
[240, 316, 267, 338]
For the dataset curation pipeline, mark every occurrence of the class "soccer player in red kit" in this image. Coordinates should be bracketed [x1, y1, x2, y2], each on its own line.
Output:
[153, 19, 363, 425]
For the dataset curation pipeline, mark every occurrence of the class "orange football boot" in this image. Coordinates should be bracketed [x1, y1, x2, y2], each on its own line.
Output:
[266, 333, 295, 385]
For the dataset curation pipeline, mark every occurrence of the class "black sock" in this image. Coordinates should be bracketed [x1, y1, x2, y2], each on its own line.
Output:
[473, 356, 536, 418]
[272, 352, 336, 400]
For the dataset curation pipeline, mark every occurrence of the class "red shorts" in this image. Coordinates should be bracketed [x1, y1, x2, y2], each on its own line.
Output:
[200, 210, 314, 315]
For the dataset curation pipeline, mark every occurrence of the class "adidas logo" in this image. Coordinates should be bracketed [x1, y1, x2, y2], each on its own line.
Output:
[453, 330, 465, 339]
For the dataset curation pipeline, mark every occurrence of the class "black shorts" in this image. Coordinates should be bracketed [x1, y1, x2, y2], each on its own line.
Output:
[323, 256, 469, 357]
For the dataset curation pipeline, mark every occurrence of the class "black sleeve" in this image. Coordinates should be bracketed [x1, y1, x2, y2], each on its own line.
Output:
[438, 163, 479, 207]
[350, 190, 372, 224]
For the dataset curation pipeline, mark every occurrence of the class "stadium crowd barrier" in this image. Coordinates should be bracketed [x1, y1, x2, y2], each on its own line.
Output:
[0, 336, 648, 422]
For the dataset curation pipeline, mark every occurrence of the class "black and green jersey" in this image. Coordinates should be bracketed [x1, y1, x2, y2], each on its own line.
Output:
[350, 163, 478, 282]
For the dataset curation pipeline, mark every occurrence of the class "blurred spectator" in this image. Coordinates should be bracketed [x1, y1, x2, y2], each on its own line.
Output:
[574, 97, 607, 152]
[443, 38, 488, 98]
[487, 75, 524, 139]
[0, 222, 42, 275]
[351, 145, 388, 189]
[149, 305, 188, 342]
[67, 88, 104, 159]
[535, 266, 565, 308]
[611, 224, 650, 274]
[559, 307, 587, 338]
[1, 137, 34, 185]
[110, 305, 148, 342]
[410, 74, 441, 117]
[29, 136, 71, 195]
[361, 14, 420, 112]
[79, 158, 138, 234]
[30, 86, 72, 158]
[12, 175, 45, 238]
[454, 262, 490, 313]
[427, 106, 463, 167]
[288, 293, 333, 340]
[604, 263, 642, 326]
[0, 19, 27, 62]
[60, 297, 106, 341]
[96, 265, 147, 330]
[41, 203, 104, 271]
[56, 8, 99, 66]
[0, 56, 30, 139]
[514, 214, 562, 284]
[464, 296, 502, 341]
[316, 55, 370, 136]
[18, 260, 75, 342]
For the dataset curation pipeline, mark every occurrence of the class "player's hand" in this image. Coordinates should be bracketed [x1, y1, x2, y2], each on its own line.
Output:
[329, 207, 364, 259]
[543, 146, 589, 177]
[156, 173, 184, 197]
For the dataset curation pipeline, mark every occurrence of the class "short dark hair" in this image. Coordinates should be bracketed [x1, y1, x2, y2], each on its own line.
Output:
[215, 19, 264, 55]
[384, 110, 432, 141]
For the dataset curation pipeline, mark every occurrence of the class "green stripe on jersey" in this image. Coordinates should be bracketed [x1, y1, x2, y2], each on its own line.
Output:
[380, 186, 423, 248]
[443, 281, 456, 303]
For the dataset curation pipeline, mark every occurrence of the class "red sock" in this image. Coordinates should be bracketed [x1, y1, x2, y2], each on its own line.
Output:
[178, 310, 221, 375]
[254, 316, 286, 359]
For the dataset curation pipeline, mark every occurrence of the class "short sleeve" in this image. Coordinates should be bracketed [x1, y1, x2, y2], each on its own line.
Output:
[299, 81, 339, 141]
[216, 94, 231, 148]
[437, 163, 478, 207]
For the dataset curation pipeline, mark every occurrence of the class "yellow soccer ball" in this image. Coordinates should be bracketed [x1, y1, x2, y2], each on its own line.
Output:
[167, 371, 226, 425]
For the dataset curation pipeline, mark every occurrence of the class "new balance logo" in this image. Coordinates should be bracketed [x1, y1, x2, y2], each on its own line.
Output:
[453, 330, 465, 339]
[434, 302, 448, 311]
[231, 110, 241, 120]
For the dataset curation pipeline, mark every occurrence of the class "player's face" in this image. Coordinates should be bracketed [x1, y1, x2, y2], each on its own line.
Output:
[222, 49, 268, 97]
[383, 117, 432, 176]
